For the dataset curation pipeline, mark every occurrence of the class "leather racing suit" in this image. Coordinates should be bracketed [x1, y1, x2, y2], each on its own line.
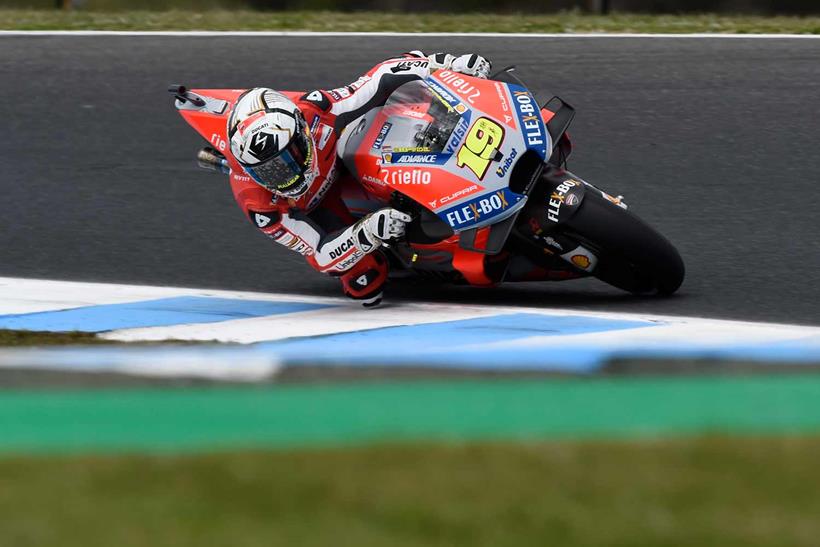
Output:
[229, 51, 490, 305]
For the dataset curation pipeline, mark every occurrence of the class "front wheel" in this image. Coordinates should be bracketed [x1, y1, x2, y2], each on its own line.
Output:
[562, 190, 685, 295]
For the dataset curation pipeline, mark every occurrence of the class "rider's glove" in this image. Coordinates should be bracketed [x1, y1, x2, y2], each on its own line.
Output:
[428, 53, 491, 79]
[354, 208, 412, 252]
[451, 54, 492, 79]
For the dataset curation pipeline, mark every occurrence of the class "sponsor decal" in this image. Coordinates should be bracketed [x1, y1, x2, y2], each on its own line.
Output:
[442, 189, 517, 228]
[382, 152, 446, 165]
[236, 110, 266, 134]
[329, 237, 355, 260]
[330, 75, 371, 101]
[562, 246, 598, 272]
[401, 108, 427, 119]
[547, 179, 581, 223]
[565, 193, 580, 206]
[456, 117, 504, 180]
[309, 114, 321, 134]
[233, 173, 252, 183]
[395, 154, 436, 164]
[390, 59, 429, 73]
[347, 75, 371, 92]
[437, 70, 481, 105]
[210, 133, 227, 153]
[334, 251, 363, 271]
[391, 146, 431, 153]
[571, 255, 590, 269]
[252, 212, 273, 228]
[494, 83, 510, 113]
[381, 168, 432, 186]
[316, 123, 334, 151]
[495, 147, 518, 178]
[428, 183, 481, 209]
[510, 86, 548, 157]
[362, 173, 386, 187]
[544, 236, 563, 251]
[444, 115, 471, 154]
[426, 79, 461, 111]
[281, 234, 312, 256]
[493, 82, 515, 126]
[293, 241, 312, 255]
[600, 191, 628, 209]
[302, 90, 330, 111]
[455, 104, 468, 114]
[371, 121, 392, 150]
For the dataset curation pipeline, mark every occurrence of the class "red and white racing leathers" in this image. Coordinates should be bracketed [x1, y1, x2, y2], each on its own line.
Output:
[229, 51, 483, 304]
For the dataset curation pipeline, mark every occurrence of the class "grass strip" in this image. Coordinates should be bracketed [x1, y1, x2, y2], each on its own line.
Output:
[2, 435, 820, 546]
[0, 329, 110, 346]
[2, 374, 820, 453]
[0, 329, 205, 346]
[1, 10, 819, 33]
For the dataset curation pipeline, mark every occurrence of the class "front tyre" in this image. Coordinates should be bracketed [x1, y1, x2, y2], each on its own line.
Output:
[563, 190, 685, 295]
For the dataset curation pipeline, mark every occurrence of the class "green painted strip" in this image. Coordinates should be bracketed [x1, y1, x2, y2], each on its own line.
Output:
[2, 375, 820, 453]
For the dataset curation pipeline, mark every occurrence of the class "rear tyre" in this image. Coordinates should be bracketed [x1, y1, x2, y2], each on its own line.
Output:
[563, 191, 685, 295]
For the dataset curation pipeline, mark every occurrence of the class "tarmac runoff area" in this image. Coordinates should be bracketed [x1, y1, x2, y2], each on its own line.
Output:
[0, 277, 818, 453]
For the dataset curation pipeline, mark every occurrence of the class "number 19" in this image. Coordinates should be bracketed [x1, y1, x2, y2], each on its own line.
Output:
[456, 117, 504, 180]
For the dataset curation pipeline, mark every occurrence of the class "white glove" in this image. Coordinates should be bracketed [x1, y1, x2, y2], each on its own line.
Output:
[355, 208, 412, 251]
[451, 54, 492, 79]
[428, 53, 491, 79]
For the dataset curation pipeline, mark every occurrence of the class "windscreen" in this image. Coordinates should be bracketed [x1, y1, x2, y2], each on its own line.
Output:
[379, 80, 465, 153]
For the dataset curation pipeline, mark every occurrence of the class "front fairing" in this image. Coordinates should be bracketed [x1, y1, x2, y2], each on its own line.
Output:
[340, 71, 551, 233]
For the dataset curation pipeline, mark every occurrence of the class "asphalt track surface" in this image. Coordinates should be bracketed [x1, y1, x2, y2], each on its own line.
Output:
[0, 35, 818, 325]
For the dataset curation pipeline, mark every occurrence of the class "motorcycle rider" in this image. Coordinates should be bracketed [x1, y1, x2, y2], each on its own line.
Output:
[227, 51, 492, 307]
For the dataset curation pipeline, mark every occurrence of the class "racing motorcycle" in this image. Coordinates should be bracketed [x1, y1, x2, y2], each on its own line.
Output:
[170, 68, 684, 295]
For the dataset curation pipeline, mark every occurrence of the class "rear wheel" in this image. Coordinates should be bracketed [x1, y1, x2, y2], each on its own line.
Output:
[562, 191, 685, 295]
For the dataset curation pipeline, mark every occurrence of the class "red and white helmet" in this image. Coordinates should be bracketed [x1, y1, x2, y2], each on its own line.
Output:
[227, 88, 317, 198]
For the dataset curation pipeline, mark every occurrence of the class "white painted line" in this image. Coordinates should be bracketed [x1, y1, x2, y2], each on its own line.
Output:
[101, 302, 506, 344]
[0, 30, 818, 39]
[0, 277, 817, 374]
[0, 276, 345, 315]
[1, 277, 816, 334]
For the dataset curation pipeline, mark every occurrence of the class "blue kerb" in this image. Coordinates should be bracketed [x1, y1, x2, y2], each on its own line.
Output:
[0, 296, 333, 332]
[257, 312, 654, 371]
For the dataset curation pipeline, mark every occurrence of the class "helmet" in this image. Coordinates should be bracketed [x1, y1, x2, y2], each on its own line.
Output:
[227, 88, 317, 198]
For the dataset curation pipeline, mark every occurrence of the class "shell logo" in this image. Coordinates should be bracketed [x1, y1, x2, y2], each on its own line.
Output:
[571, 255, 591, 269]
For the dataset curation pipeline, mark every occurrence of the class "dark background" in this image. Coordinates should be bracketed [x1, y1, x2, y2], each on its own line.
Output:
[0, 35, 818, 324]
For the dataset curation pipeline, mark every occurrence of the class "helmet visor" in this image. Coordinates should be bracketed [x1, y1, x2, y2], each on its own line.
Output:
[244, 116, 315, 197]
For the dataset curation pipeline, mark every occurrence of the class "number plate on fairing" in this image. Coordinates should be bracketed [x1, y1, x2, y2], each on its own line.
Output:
[353, 73, 552, 232]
